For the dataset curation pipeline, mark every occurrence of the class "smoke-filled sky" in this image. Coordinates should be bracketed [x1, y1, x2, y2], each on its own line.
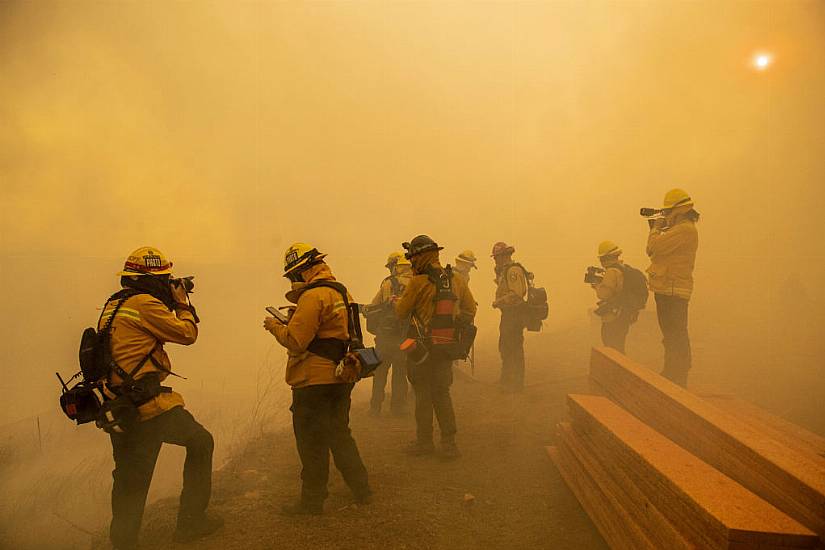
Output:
[2, 0, 825, 424]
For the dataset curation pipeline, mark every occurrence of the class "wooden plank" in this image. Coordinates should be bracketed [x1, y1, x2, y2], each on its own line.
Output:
[568, 393, 819, 549]
[701, 394, 825, 463]
[557, 422, 695, 550]
[547, 445, 656, 550]
[590, 346, 825, 538]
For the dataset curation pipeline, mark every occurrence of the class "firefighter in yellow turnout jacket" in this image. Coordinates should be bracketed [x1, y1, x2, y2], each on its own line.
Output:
[646, 188, 700, 387]
[453, 250, 477, 284]
[592, 241, 638, 353]
[102, 247, 221, 550]
[491, 242, 528, 391]
[367, 252, 412, 416]
[264, 243, 371, 514]
[394, 235, 477, 459]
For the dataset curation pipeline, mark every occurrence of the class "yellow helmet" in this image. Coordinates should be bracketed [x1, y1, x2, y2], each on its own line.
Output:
[598, 241, 622, 258]
[456, 250, 477, 268]
[663, 188, 694, 209]
[395, 254, 411, 267]
[283, 242, 326, 276]
[385, 251, 404, 268]
[117, 246, 173, 276]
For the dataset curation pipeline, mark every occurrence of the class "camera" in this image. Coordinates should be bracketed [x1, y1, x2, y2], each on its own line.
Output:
[584, 266, 604, 285]
[170, 276, 195, 293]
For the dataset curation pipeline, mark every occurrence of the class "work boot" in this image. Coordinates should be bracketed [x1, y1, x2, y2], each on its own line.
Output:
[353, 487, 373, 505]
[173, 512, 224, 543]
[280, 501, 323, 516]
[439, 441, 461, 461]
[403, 440, 435, 456]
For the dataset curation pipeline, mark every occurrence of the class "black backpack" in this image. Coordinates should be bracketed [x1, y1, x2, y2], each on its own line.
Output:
[617, 264, 649, 311]
[61, 290, 174, 431]
[364, 276, 406, 337]
[510, 263, 549, 332]
[59, 290, 141, 426]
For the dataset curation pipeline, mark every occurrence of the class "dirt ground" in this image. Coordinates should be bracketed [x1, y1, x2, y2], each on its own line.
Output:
[131, 332, 607, 550]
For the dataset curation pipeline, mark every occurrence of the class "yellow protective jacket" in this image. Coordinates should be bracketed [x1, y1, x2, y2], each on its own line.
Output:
[453, 264, 471, 284]
[646, 219, 699, 300]
[494, 263, 528, 309]
[99, 292, 198, 421]
[370, 266, 413, 306]
[270, 264, 351, 388]
[595, 264, 624, 323]
[394, 261, 477, 332]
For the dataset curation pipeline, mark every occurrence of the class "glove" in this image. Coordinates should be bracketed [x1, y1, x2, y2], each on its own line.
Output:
[170, 282, 190, 306]
[335, 353, 362, 383]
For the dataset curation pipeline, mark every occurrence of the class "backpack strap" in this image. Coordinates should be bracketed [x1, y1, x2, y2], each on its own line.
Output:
[301, 280, 364, 361]
[508, 262, 535, 288]
[103, 291, 186, 386]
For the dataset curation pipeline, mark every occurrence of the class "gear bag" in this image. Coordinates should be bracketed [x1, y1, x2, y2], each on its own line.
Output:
[303, 280, 382, 379]
[617, 264, 649, 311]
[510, 263, 549, 332]
[364, 276, 405, 336]
[59, 290, 174, 432]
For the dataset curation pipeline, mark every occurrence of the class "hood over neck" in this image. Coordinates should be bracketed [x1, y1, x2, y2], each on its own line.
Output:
[285, 262, 336, 303]
[411, 250, 440, 274]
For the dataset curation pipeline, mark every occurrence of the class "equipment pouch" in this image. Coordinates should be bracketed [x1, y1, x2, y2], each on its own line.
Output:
[400, 337, 430, 365]
[59, 383, 101, 425]
[352, 347, 381, 378]
[97, 394, 139, 434]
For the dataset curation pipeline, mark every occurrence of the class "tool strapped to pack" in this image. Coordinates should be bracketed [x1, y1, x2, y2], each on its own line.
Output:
[300, 280, 381, 376]
[506, 262, 549, 332]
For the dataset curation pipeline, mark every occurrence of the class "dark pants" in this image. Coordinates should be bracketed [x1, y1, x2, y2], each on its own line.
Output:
[655, 293, 692, 387]
[109, 406, 213, 549]
[601, 311, 636, 353]
[370, 337, 408, 413]
[407, 356, 457, 444]
[291, 383, 370, 506]
[499, 309, 525, 390]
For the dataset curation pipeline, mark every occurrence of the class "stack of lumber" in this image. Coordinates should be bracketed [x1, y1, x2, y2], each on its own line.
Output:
[547, 346, 825, 549]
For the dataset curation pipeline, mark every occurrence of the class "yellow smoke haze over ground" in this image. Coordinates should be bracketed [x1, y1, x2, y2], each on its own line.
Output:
[1, 0, 824, 493]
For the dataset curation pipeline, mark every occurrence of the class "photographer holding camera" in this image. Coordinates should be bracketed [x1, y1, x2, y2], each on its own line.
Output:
[643, 188, 700, 387]
[101, 247, 221, 550]
[586, 241, 645, 353]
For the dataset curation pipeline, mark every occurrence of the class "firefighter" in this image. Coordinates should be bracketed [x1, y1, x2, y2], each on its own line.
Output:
[646, 188, 700, 387]
[103, 247, 221, 550]
[395, 235, 477, 459]
[592, 241, 635, 353]
[367, 252, 412, 416]
[453, 250, 478, 284]
[264, 243, 371, 514]
[491, 241, 528, 392]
